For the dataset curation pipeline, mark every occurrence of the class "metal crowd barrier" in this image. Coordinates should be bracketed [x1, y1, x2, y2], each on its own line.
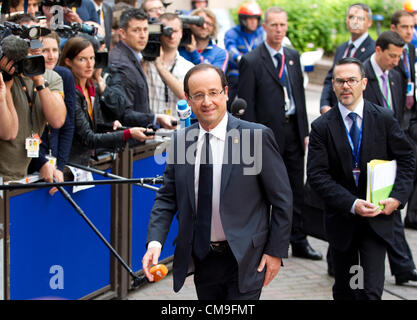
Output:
[0, 140, 175, 300]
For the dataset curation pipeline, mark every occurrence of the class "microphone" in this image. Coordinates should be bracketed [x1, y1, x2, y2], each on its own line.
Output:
[132, 263, 169, 287]
[1, 35, 28, 62]
[231, 98, 247, 118]
[176, 99, 191, 128]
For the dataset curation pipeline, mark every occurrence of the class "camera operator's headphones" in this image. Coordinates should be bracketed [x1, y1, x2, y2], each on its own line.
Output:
[238, 2, 262, 31]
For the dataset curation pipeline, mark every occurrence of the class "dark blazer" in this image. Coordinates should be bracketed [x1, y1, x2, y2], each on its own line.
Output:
[146, 113, 293, 293]
[320, 35, 375, 110]
[394, 43, 416, 111]
[101, 2, 113, 50]
[363, 58, 405, 126]
[307, 100, 415, 252]
[238, 43, 309, 154]
[109, 41, 151, 114]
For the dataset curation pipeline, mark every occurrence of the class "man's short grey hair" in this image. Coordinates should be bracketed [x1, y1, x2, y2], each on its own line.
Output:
[347, 3, 373, 21]
[264, 7, 287, 23]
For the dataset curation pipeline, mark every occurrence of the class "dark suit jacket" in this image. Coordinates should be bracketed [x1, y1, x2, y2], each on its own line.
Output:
[109, 41, 151, 114]
[146, 113, 293, 293]
[307, 100, 415, 252]
[394, 43, 416, 111]
[102, 2, 113, 50]
[363, 58, 405, 126]
[320, 36, 375, 110]
[238, 43, 309, 154]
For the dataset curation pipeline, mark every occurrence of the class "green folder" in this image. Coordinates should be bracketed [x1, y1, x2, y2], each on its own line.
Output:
[366, 160, 397, 210]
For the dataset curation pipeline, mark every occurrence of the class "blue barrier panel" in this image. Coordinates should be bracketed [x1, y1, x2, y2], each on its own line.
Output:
[9, 172, 112, 300]
[131, 154, 178, 272]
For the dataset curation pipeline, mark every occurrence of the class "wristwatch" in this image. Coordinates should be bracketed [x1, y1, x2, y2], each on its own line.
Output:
[35, 80, 49, 91]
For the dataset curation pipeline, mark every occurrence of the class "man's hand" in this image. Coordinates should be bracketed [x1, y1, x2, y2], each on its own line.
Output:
[354, 199, 380, 217]
[0, 56, 15, 76]
[185, 34, 196, 52]
[39, 162, 54, 183]
[63, 7, 82, 23]
[142, 246, 161, 282]
[156, 114, 177, 129]
[320, 106, 332, 115]
[49, 169, 64, 196]
[379, 197, 400, 216]
[257, 254, 282, 287]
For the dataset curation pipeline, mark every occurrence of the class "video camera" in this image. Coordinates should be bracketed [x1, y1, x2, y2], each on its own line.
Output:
[53, 22, 98, 38]
[142, 14, 204, 61]
[0, 22, 47, 77]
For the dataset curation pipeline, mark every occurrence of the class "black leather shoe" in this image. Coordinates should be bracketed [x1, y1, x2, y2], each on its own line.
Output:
[292, 243, 323, 260]
[395, 269, 417, 285]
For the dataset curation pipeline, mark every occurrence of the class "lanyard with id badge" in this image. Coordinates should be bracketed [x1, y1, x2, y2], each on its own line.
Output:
[403, 50, 415, 99]
[19, 76, 42, 159]
[277, 53, 291, 112]
[344, 119, 363, 186]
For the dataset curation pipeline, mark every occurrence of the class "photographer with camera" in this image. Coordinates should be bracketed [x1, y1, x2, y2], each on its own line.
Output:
[109, 8, 176, 129]
[0, 34, 66, 182]
[178, 7, 228, 72]
[142, 12, 194, 116]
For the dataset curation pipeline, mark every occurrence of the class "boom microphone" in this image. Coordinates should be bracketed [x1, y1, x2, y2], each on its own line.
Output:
[1, 35, 28, 62]
[231, 98, 247, 118]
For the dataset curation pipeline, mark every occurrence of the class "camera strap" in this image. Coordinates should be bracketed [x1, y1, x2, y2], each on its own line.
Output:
[17, 76, 37, 108]
[164, 60, 177, 104]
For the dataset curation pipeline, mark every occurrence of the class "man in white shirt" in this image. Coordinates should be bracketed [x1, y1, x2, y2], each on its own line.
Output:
[142, 64, 292, 300]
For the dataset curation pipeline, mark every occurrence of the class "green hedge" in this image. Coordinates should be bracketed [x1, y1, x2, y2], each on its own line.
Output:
[231, 0, 403, 53]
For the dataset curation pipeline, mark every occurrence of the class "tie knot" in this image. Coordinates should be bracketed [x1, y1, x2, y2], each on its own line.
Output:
[380, 73, 387, 81]
[348, 112, 357, 122]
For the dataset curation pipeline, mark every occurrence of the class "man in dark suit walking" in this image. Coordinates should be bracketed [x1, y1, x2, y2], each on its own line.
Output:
[362, 30, 417, 285]
[320, 3, 375, 115]
[109, 8, 176, 129]
[307, 57, 415, 300]
[238, 6, 322, 260]
[142, 64, 293, 300]
[391, 10, 417, 232]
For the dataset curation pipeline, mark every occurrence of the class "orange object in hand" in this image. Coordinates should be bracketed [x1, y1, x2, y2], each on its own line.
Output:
[150, 264, 168, 282]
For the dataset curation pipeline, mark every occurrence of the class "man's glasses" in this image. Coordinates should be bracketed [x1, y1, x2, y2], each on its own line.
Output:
[148, 6, 165, 14]
[189, 89, 224, 103]
[333, 78, 362, 87]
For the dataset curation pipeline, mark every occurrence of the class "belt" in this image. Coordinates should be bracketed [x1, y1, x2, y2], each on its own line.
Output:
[285, 114, 295, 123]
[209, 241, 229, 254]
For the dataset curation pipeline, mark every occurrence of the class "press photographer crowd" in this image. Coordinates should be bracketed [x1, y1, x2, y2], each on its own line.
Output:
[3, 0, 417, 301]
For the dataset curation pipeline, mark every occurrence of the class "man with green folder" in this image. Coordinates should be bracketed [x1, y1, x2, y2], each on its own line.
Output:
[307, 57, 415, 300]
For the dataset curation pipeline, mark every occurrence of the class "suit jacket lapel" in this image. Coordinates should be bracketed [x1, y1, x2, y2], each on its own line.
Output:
[184, 125, 199, 214]
[220, 114, 240, 196]
[261, 43, 282, 87]
[360, 102, 375, 175]
[328, 108, 355, 184]
[354, 36, 372, 60]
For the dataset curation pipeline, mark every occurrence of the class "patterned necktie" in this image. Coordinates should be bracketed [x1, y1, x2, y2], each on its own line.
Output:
[345, 43, 355, 58]
[193, 133, 213, 261]
[348, 112, 360, 158]
[380, 74, 388, 109]
[274, 53, 293, 105]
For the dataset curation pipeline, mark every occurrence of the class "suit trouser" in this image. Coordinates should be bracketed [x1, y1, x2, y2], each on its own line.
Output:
[331, 221, 386, 300]
[282, 118, 307, 245]
[193, 243, 262, 300]
[406, 130, 417, 226]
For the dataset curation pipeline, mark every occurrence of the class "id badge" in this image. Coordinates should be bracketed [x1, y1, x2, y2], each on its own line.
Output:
[25, 137, 39, 158]
[352, 167, 360, 186]
[283, 86, 290, 112]
[407, 82, 414, 96]
[45, 153, 57, 168]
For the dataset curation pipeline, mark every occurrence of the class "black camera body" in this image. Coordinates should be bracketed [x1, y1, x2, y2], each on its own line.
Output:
[142, 14, 204, 60]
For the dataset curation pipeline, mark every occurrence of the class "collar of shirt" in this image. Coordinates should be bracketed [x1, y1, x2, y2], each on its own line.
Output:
[198, 111, 228, 142]
[264, 41, 284, 68]
[338, 99, 364, 129]
[348, 32, 369, 50]
[370, 53, 389, 79]
[122, 41, 143, 64]
[92, 1, 102, 11]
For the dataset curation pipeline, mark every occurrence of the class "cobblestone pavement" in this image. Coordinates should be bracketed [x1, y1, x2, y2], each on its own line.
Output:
[127, 84, 417, 300]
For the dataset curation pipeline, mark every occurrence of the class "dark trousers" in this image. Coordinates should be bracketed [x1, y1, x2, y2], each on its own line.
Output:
[193, 244, 262, 300]
[283, 118, 307, 245]
[331, 221, 386, 300]
[406, 132, 417, 226]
